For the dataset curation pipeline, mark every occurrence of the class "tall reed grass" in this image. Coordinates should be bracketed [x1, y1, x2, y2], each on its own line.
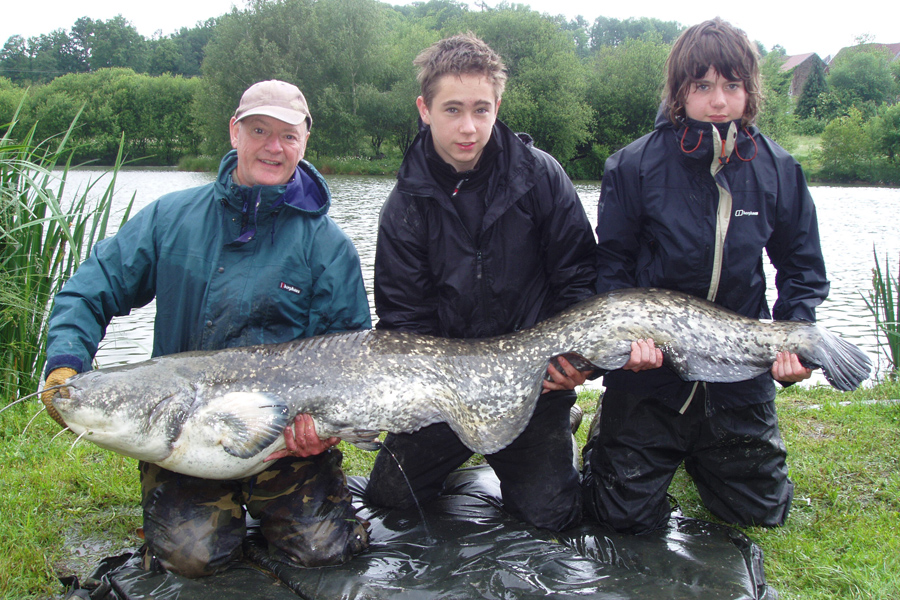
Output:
[1, 107, 132, 400]
[862, 247, 900, 381]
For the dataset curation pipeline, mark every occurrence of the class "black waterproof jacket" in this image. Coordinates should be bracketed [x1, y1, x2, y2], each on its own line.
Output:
[374, 120, 597, 338]
[596, 111, 829, 411]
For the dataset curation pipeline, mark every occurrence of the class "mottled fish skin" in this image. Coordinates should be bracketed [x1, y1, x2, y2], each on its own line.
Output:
[51, 288, 871, 480]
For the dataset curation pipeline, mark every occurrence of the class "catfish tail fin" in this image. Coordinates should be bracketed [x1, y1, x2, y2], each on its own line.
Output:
[804, 326, 872, 391]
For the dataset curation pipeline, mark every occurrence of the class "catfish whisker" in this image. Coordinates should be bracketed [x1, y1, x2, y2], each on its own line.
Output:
[69, 430, 90, 452]
[50, 427, 72, 443]
[1, 384, 72, 416]
[22, 405, 46, 435]
[0, 396, 30, 415]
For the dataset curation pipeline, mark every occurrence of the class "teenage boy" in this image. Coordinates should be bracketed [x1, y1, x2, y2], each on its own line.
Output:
[363, 32, 600, 531]
[582, 18, 829, 533]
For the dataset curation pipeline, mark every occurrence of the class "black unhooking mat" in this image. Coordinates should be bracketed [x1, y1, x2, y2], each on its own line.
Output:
[63, 466, 775, 600]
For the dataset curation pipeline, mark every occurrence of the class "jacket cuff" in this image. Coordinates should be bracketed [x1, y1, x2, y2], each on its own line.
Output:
[45, 355, 86, 377]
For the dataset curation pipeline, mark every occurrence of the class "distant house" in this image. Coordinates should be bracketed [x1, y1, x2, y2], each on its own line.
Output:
[830, 42, 900, 64]
[778, 52, 826, 97]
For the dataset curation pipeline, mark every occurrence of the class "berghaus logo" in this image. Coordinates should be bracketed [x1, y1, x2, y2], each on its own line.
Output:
[280, 282, 302, 295]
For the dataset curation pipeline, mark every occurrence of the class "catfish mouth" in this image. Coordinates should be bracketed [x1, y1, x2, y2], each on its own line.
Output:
[44, 396, 69, 428]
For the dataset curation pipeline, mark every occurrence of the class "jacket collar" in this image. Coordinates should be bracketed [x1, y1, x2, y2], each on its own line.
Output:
[397, 120, 538, 207]
[214, 150, 332, 245]
[215, 150, 331, 215]
[654, 108, 759, 167]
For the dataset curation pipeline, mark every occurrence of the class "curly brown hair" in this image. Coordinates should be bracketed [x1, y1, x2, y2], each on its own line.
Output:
[663, 18, 762, 126]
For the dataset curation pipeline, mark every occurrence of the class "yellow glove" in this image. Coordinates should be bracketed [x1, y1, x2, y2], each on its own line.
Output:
[41, 367, 76, 428]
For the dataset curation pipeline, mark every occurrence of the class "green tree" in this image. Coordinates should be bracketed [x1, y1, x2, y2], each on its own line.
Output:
[356, 19, 434, 156]
[0, 78, 27, 127]
[757, 53, 795, 146]
[0, 36, 31, 84]
[199, 0, 427, 158]
[795, 58, 827, 120]
[872, 103, 900, 164]
[589, 16, 682, 50]
[147, 37, 183, 75]
[392, 0, 468, 32]
[464, 5, 591, 165]
[169, 19, 218, 77]
[311, 0, 392, 119]
[79, 16, 149, 72]
[21, 68, 200, 164]
[559, 15, 591, 59]
[827, 47, 898, 115]
[581, 37, 669, 178]
[819, 108, 873, 182]
[197, 0, 321, 155]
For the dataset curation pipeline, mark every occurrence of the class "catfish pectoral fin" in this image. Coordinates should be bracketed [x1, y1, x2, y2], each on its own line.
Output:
[337, 430, 382, 451]
[350, 439, 382, 452]
[200, 392, 292, 459]
[546, 352, 607, 380]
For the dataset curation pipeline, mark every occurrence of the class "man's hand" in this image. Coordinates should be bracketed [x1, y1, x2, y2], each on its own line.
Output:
[543, 355, 592, 393]
[621, 339, 664, 372]
[264, 413, 340, 461]
[41, 367, 76, 427]
[771, 351, 812, 384]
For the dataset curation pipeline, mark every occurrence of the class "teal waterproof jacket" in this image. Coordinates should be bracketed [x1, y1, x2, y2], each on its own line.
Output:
[46, 151, 371, 375]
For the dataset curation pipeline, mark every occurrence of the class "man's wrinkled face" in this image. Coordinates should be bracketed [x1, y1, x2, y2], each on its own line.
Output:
[417, 73, 500, 173]
[229, 114, 309, 187]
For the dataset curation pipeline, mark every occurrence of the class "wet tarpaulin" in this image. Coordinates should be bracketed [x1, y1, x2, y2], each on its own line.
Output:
[64, 466, 775, 599]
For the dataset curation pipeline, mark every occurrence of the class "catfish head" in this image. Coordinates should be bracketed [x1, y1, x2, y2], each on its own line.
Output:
[53, 360, 198, 464]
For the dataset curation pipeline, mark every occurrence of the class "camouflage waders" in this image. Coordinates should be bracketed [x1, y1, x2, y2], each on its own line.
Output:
[140, 448, 369, 578]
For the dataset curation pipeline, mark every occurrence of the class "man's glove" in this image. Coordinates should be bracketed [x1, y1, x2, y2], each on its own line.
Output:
[41, 367, 76, 427]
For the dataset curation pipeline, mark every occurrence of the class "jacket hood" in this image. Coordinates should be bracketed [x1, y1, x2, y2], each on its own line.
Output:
[215, 149, 332, 245]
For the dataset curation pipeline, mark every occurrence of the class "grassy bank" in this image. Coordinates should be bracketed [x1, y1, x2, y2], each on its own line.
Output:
[1, 381, 898, 599]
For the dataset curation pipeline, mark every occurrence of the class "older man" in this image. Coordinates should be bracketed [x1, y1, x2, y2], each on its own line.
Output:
[41, 80, 371, 577]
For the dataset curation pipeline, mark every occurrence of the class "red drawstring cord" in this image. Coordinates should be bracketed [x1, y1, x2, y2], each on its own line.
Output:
[680, 127, 703, 153]
[682, 125, 758, 162]
[735, 126, 758, 162]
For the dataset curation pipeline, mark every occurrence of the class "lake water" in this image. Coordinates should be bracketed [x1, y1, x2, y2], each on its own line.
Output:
[59, 167, 900, 387]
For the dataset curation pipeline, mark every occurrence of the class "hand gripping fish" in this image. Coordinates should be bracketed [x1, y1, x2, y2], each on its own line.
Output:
[43, 288, 871, 480]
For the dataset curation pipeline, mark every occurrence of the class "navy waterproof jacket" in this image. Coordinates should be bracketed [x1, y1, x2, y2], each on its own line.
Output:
[374, 120, 597, 339]
[46, 150, 371, 375]
[596, 112, 829, 410]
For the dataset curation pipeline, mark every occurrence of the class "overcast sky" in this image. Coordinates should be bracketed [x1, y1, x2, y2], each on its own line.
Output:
[4, 0, 898, 61]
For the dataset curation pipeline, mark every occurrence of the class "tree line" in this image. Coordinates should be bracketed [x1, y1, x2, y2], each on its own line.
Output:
[1, 0, 898, 182]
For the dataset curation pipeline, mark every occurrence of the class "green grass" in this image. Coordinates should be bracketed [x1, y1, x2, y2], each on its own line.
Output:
[663, 383, 900, 600]
[2, 382, 898, 599]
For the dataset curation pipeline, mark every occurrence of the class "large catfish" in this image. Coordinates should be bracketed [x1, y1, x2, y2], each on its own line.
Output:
[47, 288, 870, 480]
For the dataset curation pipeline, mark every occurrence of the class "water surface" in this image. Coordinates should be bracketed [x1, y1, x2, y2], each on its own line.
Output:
[60, 168, 900, 386]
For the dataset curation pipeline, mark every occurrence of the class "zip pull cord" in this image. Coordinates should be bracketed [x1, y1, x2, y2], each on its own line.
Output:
[451, 178, 467, 198]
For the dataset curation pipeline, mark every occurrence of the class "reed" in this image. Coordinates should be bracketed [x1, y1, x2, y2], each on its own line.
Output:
[0, 108, 132, 400]
[861, 247, 900, 381]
